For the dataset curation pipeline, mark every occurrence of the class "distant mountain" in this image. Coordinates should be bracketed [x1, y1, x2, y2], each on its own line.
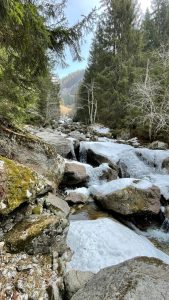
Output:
[60, 70, 84, 106]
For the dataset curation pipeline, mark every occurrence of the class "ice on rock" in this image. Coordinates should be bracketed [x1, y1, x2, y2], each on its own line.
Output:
[146, 175, 169, 200]
[120, 148, 169, 177]
[80, 142, 133, 164]
[87, 163, 112, 186]
[80, 141, 169, 200]
[89, 178, 153, 197]
[66, 187, 90, 197]
[67, 218, 169, 273]
[91, 124, 110, 134]
[80, 142, 169, 177]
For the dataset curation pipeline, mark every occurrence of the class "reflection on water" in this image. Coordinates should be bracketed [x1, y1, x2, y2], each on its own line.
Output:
[69, 202, 112, 221]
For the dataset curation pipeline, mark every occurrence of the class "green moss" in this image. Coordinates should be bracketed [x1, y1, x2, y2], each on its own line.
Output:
[32, 205, 43, 214]
[5, 215, 59, 252]
[0, 125, 57, 158]
[0, 156, 40, 215]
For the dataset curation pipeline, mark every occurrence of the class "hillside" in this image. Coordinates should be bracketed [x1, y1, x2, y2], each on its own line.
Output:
[60, 69, 84, 105]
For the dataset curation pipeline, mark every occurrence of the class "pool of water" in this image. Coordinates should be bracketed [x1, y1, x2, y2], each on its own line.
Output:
[69, 202, 113, 221]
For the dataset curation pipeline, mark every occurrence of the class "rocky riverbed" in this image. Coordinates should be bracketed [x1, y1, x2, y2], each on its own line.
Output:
[1, 118, 169, 299]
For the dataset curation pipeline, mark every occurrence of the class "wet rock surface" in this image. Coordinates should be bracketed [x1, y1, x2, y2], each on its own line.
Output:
[162, 157, 169, 173]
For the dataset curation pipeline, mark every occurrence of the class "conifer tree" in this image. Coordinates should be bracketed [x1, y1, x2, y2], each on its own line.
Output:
[76, 0, 142, 128]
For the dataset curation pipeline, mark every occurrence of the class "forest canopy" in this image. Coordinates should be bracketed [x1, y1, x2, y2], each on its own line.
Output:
[75, 0, 169, 141]
[0, 0, 96, 124]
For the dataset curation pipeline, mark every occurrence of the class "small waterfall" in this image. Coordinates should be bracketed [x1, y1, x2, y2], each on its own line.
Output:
[86, 163, 111, 187]
[161, 206, 169, 233]
[79, 142, 87, 163]
[161, 219, 169, 232]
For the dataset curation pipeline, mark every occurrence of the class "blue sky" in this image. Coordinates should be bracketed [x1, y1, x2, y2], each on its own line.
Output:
[55, 0, 151, 79]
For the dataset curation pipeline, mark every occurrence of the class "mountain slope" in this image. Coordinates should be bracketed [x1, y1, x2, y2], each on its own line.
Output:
[61, 70, 84, 105]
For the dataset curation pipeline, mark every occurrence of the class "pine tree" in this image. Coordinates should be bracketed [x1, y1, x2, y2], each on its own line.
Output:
[0, 0, 96, 123]
[142, 0, 169, 50]
[76, 0, 142, 128]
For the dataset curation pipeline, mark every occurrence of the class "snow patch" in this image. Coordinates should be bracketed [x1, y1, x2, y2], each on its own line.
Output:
[80, 141, 133, 164]
[91, 124, 110, 134]
[146, 175, 169, 200]
[89, 178, 153, 197]
[66, 187, 90, 197]
[67, 218, 169, 273]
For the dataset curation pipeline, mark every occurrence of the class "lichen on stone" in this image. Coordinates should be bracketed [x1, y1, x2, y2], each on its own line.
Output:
[5, 215, 59, 252]
[0, 156, 45, 215]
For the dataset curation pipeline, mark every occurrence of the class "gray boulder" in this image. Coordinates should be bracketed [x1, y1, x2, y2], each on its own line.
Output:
[162, 157, 169, 173]
[45, 193, 70, 217]
[71, 257, 169, 300]
[91, 179, 161, 216]
[61, 161, 89, 186]
[65, 191, 90, 205]
[0, 129, 65, 188]
[149, 141, 168, 150]
[4, 214, 69, 255]
[64, 270, 94, 299]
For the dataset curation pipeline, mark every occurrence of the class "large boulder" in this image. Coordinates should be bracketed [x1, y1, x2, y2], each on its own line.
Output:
[0, 129, 65, 187]
[162, 157, 169, 173]
[149, 140, 168, 150]
[64, 270, 94, 299]
[61, 161, 89, 186]
[4, 214, 68, 254]
[0, 123, 67, 191]
[71, 257, 169, 300]
[65, 188, 91, 205]
[86, 148, 118, 170]
[90, 179, 161, 216]
[68, 130, 87, 142]
[45, 193, 70, 217]
[0, 156, 47, 215]
[35, 129, 76, 158]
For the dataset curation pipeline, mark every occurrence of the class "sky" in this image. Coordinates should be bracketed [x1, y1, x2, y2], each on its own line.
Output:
[55, 0, 151, 79]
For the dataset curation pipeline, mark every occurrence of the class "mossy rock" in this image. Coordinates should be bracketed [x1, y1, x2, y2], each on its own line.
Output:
[0, 124, 66, 187]
[0, 156, 46, 215]
[4, 214, 67, 253]
[94, 185, 161, 215]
